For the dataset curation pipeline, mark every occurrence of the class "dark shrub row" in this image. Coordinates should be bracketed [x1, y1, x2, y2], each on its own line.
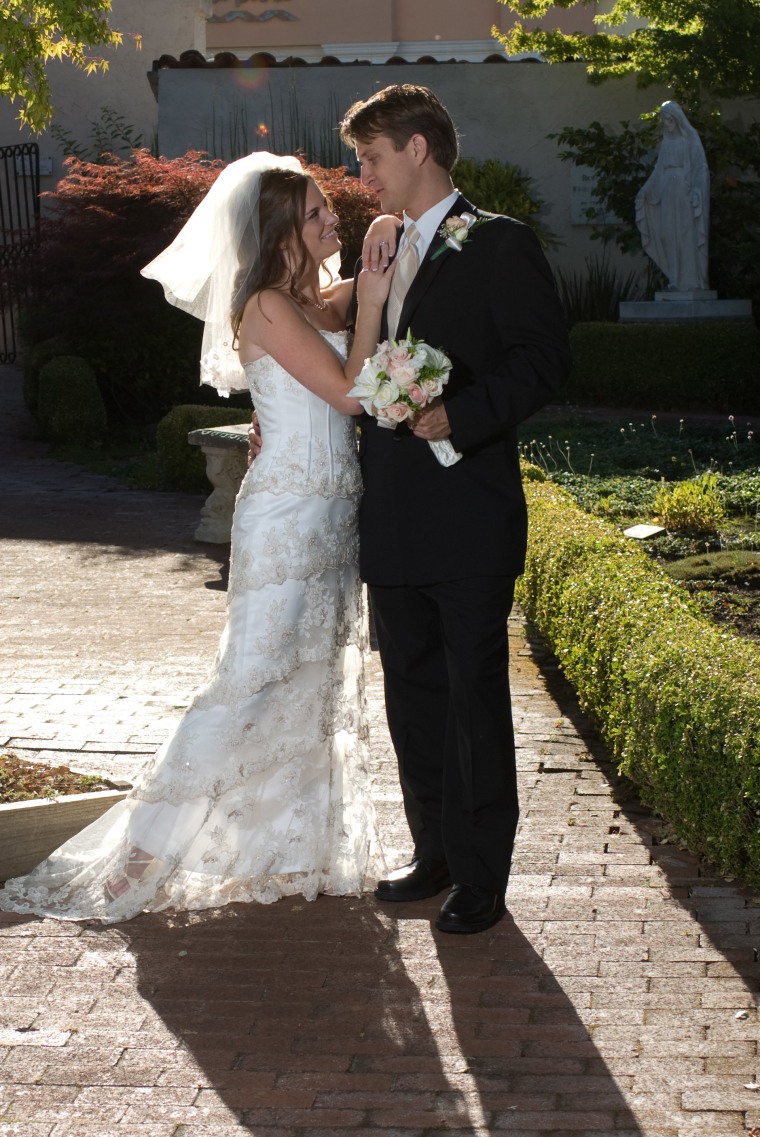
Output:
[566, 322, 760, 414]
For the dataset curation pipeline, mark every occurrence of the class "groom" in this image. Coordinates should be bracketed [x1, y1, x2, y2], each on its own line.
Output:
[340, 84, 571, 933]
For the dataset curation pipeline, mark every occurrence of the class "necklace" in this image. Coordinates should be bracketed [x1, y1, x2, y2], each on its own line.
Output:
[302, 294, 327, 311]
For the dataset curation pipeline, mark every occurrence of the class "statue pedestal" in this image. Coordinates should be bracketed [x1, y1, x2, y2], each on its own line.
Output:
[620, 294, 753, 322]
[654, 290, 716, 302]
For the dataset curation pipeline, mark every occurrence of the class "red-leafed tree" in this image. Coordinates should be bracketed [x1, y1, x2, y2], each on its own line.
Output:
[22, 150, 227, 423]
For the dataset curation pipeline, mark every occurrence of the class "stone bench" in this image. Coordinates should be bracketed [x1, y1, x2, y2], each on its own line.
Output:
[187, 423, 249, 543]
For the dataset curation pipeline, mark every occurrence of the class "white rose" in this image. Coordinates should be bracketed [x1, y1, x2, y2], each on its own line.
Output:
[372, 379, 400, 408]
[421, 376, 444, 398]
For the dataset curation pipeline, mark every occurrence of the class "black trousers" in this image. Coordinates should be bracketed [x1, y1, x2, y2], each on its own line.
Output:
[369, 575, 518, 895]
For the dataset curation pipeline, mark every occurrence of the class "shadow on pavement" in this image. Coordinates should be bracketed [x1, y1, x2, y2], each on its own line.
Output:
[119, 897, 644, 1132]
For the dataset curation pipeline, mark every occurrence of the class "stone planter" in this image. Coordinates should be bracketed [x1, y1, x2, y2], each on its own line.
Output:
[0, 787, 129, 882]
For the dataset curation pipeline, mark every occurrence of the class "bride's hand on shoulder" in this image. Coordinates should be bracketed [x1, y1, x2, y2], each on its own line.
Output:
[357, 257, 395, 310]
[362, 214, 402, 273]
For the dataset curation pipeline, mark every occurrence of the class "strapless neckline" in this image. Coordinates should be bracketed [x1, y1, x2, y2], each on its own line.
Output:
[243, 329, 347, 372]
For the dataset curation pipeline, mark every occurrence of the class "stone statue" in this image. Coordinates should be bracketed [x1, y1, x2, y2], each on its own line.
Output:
[635, 101, 710, 293]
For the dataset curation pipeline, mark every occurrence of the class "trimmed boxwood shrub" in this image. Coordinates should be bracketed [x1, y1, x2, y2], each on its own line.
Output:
[22, 335, 72, 418]
[156, 404, 251, 492]
[566, 322, 760, 413]
[37, 355, 108, 448]
[517, 474, 760, 887]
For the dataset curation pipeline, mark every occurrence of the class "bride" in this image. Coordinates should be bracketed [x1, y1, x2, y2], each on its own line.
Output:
[0, 152, 395, 923]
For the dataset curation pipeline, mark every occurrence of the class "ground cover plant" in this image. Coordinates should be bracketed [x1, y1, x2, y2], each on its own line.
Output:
[0, 751, 121, 803]
[518, 408, 760, 641]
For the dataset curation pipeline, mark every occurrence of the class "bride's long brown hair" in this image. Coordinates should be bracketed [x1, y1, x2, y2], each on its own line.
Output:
[230, 167, 328, 342]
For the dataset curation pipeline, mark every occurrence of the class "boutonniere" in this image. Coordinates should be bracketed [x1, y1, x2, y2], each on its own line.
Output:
[430, 212, 487, 260]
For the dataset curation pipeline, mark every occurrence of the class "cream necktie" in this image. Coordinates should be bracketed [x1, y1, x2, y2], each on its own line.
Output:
[387, 222, 420, 340]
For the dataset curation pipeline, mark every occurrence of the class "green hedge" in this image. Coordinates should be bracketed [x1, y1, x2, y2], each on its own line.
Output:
[156, 404, 251, 492]
[23, 335, 73, 418]
[565, 322, 760, 413]
[517, 475, 760, 886]
[37, 355, 108, 448]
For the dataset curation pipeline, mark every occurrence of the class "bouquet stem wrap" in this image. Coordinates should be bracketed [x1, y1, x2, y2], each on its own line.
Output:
[428, 439, 462, 467]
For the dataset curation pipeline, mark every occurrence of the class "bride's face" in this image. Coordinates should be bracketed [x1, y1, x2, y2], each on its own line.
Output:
[300, 180, 341, 265]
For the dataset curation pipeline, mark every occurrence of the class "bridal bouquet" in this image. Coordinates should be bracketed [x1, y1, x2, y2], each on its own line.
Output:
[348, 334, 462, 467]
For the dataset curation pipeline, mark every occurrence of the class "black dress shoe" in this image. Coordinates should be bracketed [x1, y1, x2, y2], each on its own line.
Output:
[435, 884, 506, 935]
[374, 857, 452, 902]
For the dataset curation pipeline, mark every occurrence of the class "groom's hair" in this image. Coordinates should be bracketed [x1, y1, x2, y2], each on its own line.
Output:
[339, 84, 459, 171]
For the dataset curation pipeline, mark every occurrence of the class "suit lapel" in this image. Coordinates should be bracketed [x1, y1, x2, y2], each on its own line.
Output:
[395, 195, 477, 338]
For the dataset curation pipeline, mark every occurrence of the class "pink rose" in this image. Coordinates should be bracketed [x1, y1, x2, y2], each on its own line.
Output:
[389, 363, 416, 386]
[384, 403, 414, 422]
[389, 345, 413, 365]
[407, 384, 427, 407]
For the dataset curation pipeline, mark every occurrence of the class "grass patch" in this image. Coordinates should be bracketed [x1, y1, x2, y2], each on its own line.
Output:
[519, 408, 758, 479]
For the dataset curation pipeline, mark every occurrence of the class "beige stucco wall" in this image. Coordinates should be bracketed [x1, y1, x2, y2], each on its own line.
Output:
[206, 0, 599, 58]
[0, 0, 210, 191]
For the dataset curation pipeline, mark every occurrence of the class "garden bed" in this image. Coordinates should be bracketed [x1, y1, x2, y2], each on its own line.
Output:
[0, 752, 130, 883]
[519, 407, 760, 642]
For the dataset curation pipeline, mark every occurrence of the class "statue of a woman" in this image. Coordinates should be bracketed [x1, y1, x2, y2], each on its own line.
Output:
[635, 101, 710, 292]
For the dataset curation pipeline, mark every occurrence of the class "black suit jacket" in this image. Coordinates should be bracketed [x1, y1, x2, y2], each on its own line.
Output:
[357, 196, 571, 586]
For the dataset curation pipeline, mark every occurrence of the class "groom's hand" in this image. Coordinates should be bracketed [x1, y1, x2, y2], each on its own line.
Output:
[412, 399, 452, 442]
[247, 411, 262, 467]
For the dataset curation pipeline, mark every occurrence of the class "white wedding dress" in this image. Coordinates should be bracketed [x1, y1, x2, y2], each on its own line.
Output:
[0, 330, 382, 923]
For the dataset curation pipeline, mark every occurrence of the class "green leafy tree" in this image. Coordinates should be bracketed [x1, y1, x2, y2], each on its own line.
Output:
[497, 0, 760, 105]
[0, 1, 138, 132]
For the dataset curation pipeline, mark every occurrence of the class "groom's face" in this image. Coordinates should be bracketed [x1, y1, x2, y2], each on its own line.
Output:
[356, 133, 419, 216]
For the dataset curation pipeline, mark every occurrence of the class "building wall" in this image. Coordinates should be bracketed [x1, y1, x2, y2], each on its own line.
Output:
[206, 0, 600, 60]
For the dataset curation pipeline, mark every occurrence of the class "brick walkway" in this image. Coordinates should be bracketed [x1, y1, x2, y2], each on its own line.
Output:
[1, 362, 758, 1136]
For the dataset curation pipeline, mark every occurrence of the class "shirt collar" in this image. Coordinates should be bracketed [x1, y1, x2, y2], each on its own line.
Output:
[402, 190, 460, 258]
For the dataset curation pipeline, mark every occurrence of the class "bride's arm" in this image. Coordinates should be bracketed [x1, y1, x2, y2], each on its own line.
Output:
[238, 267, 393, 416]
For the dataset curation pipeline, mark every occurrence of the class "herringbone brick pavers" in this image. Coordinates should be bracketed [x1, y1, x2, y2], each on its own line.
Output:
[1, 363, 758, 1136]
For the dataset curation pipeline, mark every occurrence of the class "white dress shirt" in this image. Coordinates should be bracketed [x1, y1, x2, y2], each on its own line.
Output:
[399, 190, 460, 261]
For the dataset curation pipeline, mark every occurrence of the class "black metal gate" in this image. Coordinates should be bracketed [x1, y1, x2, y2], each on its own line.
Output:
[0, 142, 41, 364]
